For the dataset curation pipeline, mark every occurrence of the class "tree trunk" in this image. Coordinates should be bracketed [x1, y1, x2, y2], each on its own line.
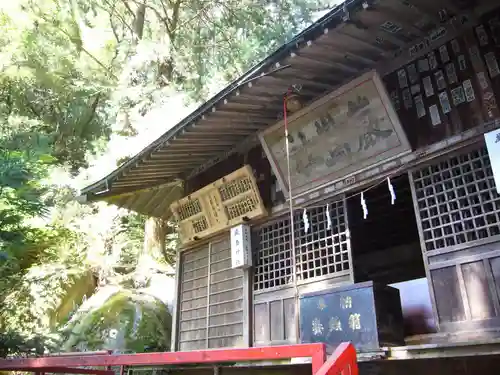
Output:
[143, 217, 167, 260]
[134, 2, 146, 40]
[119, 1, 146, 135]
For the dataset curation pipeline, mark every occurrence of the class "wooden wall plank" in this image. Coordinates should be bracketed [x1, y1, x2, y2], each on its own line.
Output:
[177, 237, 245, 351]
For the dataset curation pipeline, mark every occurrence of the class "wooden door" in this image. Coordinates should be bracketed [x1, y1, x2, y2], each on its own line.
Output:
[176, 237, 247, 350]
[409, 145, 500, 332]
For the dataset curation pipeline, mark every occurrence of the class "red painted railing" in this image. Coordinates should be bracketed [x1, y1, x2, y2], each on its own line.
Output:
[0, 343, 358, 375]
[315, 343, 358, 375]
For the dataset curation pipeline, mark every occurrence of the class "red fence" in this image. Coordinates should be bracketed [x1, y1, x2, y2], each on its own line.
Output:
[315, 343, 358, 375]
[0, 342, 357, 375]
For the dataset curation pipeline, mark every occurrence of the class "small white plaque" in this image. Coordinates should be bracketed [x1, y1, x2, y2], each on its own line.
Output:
[230, 224, 252, 269]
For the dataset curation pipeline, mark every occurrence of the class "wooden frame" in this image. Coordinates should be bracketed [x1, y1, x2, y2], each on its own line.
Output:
[408, 141, 500, 333]
[242, 267, 252, 347]
[259, 70, 411, 200]
[408, 170, 441, 331]
[251, 195, 354, 347]
[175, 234, 250, 351]
[253, 195, 352, 290]
[170, 250, 182, 351]
[171, 165, 267, 246]
[205, 242, 212, 348]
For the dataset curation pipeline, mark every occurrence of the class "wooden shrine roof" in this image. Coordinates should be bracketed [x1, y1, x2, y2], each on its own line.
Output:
[80, 0, 493, 218]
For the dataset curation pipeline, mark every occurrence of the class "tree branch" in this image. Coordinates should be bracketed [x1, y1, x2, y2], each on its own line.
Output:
[4, 83, 13, 116]
[33, 9, 119, 81]
[128, 0, 172, 36]
[170, 0, 213, 37]
[199, 8, 235, 54]
[24, 95, 43, 120]
[121, 0, 136, 18]
[82, 93, 102, 133]
[108, 1, 122, 43]
[100, 0, 137, 39]
[169, 0, 182, 41]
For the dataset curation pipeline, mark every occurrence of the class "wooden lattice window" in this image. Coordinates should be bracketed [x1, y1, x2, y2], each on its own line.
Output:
[178, 238, 244, 350]
[253, 217, 294, 291]
[296, 200, 350, 280]
[253, 199, 350, 291]
[412, 146, 500, 252]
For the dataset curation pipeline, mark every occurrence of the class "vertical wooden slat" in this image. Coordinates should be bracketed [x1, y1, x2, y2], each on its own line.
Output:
[281, 298, 286, 342]
[207, 238, 244, 348]
[484, 258, 500, 316]
[462, 260, 496, 319]
[283, 297, 297, 342]
[343, 196, 355, 284]
[205, 242, 212, 349]
[430, 266, 466, 323]
[408, 170, 441, 329]
[267, 301, 271, 342]
[456, 264, 472, 321]
[242, 267, 252, 347]
[253, 303, 269, 343]
[170, 251, 182, 351]
[270, 300, 284, 341]
[178, 246, 209, 351]
[488, 257, 500, 314]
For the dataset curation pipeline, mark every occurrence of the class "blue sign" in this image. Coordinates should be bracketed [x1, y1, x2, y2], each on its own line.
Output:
[299, 287, 379, 350]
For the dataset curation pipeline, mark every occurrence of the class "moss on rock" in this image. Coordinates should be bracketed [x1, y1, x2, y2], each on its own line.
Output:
[61, 288, 171, 353]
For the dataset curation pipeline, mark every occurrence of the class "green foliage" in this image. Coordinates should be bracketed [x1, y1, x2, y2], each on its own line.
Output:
[0, 1, 112, 173]
[0, 126, 79, 356]
[0, 129, 55, 288]
[1, 265, 94, 335]
[70, 0, 332, 134]
[0, 331, 46, 358]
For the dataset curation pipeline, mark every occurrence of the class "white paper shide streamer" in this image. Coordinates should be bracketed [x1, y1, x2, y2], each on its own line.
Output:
[361, 192, 368, 219]
[326, 203, 332, 230]
[303, 208, 310, 233]
[387, 177, 396, 205]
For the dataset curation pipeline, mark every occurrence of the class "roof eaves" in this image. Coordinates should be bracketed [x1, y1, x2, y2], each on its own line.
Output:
[81, 0, 365, 197]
